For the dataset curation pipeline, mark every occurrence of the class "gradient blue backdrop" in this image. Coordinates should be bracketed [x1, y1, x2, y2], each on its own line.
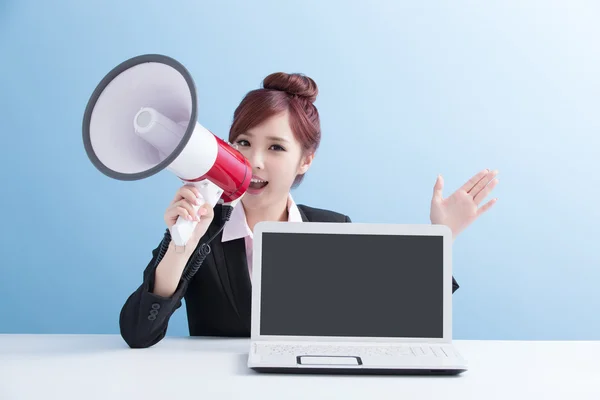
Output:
[1, 0, 598, 340]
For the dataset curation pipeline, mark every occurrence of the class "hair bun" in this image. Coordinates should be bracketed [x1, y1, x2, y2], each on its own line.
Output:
[263, 72, 318, 103]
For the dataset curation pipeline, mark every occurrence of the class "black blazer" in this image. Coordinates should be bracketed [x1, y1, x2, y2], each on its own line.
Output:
[119, 204, 460, 348]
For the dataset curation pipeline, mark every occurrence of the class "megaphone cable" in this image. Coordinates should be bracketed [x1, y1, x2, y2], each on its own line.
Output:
[182, 204, 234, 281]
[151, 204, 235, 283]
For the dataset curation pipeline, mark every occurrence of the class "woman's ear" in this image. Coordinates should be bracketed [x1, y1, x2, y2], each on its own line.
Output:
[297, 152, 314, 175]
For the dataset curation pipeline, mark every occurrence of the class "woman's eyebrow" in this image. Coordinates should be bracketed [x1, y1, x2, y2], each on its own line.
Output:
[243, 131, 290, 143]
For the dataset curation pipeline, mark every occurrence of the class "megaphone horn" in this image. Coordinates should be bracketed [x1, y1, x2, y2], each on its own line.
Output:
[82, 54, 252, 247]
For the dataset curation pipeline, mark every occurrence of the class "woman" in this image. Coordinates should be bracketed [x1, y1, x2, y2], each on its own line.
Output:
[119, 72, 499, 348]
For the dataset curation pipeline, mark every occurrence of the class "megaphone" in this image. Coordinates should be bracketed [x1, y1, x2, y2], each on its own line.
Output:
[82, 54, 252, 247]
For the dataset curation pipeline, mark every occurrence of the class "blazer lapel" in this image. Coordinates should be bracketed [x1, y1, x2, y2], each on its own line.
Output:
[212, 204, 309, 328]
[207, 206, 242, 319]
[297, 205, 309, 222]
[222, 237, 252, 327]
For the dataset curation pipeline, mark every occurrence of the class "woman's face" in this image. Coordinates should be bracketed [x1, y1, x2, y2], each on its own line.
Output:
[233, 111, 313, 212]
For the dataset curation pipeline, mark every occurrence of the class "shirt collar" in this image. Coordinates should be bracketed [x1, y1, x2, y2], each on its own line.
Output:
[221, 193, 302, 242]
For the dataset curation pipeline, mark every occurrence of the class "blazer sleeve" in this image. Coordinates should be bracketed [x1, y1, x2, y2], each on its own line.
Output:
[119, 230, 191, 348]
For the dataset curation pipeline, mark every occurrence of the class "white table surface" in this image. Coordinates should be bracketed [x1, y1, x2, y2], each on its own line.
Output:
[1, 334, 599, 400]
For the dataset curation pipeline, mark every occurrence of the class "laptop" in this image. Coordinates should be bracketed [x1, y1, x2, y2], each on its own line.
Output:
[246, 221, 468, 375]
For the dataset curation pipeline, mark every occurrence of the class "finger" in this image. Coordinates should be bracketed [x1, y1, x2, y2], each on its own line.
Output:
[179, 186, 203, 206]
[171, 199, 199, 221]
[177, 204, 196, 221]
[469, 169, 498, 197]
[476, 197, 498, 216]
[182, 184, 201, 198]
[168, 205, 194, 222]
[171, 184, 201, 204]
[170, 191, 183, 204]
[189, 201, 211, 219]
[473, 177, 499, 205]
[460, 169, 490, 193]
[432, 174, 444, 202]
[175, 204, 208, 222]
[198, 202, 213, 218]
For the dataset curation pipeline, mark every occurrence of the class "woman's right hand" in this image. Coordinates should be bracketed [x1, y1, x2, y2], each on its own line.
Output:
[164, 184, 215, 245]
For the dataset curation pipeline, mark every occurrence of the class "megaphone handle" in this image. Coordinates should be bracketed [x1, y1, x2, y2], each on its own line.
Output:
[170, 179, 224, 247]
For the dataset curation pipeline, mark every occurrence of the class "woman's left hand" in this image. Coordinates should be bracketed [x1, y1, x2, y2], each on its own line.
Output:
[429, 168, 499, 239]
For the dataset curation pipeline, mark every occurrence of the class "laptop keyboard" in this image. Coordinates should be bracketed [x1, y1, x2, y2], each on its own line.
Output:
[254, 343, 460, 358]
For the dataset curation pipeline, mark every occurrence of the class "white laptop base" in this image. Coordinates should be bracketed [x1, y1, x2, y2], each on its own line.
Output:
[248, 340, 467, 375]
[247, 221, 468, 375]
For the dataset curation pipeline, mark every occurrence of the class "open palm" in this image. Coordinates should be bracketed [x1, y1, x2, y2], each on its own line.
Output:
[429, 169, 499, 239]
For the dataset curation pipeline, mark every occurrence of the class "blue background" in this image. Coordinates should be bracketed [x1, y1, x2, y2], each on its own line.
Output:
[1, 0, 598, 340]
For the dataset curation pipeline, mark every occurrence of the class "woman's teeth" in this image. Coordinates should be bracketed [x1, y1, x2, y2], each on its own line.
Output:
[250, 177, 268, 190]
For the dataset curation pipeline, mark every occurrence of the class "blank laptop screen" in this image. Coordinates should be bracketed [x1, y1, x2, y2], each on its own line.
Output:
[259, 232, 444, 338]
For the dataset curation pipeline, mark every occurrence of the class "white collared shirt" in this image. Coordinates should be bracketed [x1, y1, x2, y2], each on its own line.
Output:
[221, 194, 303, 281]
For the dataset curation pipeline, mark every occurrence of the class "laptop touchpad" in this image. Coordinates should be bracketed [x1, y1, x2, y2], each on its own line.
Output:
[298, 356, 361, 365]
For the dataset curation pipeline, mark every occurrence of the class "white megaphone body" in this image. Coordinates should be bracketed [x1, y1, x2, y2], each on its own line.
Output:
[82, 54, 252, 247]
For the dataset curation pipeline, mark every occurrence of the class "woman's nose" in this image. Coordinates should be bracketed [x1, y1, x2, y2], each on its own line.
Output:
[248, 151, 265, 170]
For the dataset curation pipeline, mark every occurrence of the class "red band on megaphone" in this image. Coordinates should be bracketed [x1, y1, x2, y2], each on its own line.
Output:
[186, 135, 252, 203]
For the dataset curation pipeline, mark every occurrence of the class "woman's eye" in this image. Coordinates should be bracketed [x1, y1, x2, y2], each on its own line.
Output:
[236, 140, 249, 146]
[270, 144, 285, 151]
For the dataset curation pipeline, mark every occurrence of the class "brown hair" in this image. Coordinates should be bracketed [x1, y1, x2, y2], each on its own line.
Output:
[228, 72, 321, 187]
